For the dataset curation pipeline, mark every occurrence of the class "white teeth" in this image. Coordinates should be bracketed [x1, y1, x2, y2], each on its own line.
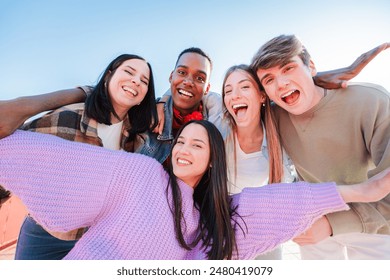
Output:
[232, 103, 247, 110]
[123, 86, 138, 96]
[281, 90, 295, 98]
[178, 89, 194, 97]
[178, 158, 191, 165]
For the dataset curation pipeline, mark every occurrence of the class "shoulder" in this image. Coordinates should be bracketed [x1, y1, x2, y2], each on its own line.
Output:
[22, 103, 85, 131]
[43, 102, 85, 117]
[203, 91, 222, 104]
[339, 82, 390, 101]
[119, 151, 167, 181]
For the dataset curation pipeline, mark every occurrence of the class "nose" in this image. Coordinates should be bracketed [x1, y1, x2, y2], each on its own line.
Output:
[231, 88, 241, 100]
[183, 75, 194, 86]
[131, 76, 141, 86]
[177, 143, 190, 155]
[276, 76, 290, 89]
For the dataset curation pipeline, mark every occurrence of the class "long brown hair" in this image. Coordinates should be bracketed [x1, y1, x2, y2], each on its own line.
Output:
[166, 120, 240, 259]
[222, 65, 283, 184]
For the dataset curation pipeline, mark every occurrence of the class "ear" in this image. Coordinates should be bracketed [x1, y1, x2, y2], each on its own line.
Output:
[309, 59, 317, 77]
[169, 71, 173, 83]
[204, 83, 211, 95]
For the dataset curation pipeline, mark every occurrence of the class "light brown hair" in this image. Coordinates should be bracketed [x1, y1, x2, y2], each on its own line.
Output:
[222, 65, 283, 184]
[250, 34, 311, 70]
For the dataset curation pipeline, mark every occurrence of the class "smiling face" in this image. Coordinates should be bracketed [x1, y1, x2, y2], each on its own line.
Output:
[223, 70, 265, 128]
[169, 52, 211, 115]
[107, 58, 150, 120]
[171, 123, 211, 188]
[256, 56, 323, 115]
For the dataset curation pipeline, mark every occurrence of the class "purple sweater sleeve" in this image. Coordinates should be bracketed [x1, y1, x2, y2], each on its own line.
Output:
[231, 182, 349, 259]
[1, 130, 350, 260]
[0, 130, 128, 232]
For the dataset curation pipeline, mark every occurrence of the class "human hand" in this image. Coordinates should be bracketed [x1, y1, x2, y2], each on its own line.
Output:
[0, 99, 30, 139]
[152, 102, 166, 135]
[292, 215, 332, 245]
[337, 167, 390, 203]
[314, 42, 389, 89]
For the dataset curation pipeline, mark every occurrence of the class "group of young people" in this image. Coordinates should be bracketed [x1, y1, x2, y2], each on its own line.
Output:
[0, 35, 389, 260]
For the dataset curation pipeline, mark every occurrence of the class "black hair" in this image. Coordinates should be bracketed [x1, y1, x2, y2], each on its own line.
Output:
[174, 47, 213, 70]
[85, 54, 158, 141]
[166, 120, 241, 259]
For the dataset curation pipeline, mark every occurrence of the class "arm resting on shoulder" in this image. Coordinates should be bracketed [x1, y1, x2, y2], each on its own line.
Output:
[0, 88, 86, 139]
[314, 42, 389, 89]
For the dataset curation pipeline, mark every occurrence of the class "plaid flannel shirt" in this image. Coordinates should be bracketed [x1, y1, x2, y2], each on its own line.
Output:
[21, 102, 133, 240]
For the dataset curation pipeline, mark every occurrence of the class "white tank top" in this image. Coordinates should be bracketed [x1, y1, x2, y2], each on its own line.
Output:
[97, 121, 123, 151]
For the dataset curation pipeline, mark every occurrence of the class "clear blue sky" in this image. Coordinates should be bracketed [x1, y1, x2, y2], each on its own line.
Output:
[1, 0, 389, 100]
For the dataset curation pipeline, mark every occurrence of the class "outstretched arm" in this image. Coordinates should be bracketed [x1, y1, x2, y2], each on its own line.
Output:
[0, 88, 86, 139]
[293, 168, 390, 245]
[232, 167, 390, 258]
[337, 167, 390, 203]
[314, 43, 389, 89]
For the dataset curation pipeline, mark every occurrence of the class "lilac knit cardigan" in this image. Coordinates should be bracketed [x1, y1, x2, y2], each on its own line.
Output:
[0, 131, 348, 259]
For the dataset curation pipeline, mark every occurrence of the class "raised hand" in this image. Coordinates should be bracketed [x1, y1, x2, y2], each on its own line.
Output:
[314, 43, 389, 89]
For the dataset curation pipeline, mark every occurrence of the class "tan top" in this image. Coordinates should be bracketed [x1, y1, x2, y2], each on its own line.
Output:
[274, 83, 390, 235]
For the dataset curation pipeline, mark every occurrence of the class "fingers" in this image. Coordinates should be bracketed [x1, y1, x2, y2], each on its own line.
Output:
[341, 81, 348, 88]
[152, 119, 164, 135]
[350, 42, 390, 73]
[155, 103, 166, 135]
[158, 120, 164, 135]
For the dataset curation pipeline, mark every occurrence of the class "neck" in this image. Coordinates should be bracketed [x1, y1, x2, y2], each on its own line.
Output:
[235, 120, 263, 153]
[173, 104, 200, 116]
[110, 112, 126, 124]
[310, 86, 327, 109]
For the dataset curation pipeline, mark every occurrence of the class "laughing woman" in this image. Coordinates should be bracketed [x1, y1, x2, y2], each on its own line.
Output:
[14, 54, 158, 260]
[222, 64, 295, 260]
[1, 120, 390, 260]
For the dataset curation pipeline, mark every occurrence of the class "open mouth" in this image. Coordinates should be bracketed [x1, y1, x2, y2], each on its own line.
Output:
[177, 158, 191, 165]
[123, 86, 138, 96]
[232, 103, 248, 118]
[178, 89, 194, 98]
[281, 89, 300, 105]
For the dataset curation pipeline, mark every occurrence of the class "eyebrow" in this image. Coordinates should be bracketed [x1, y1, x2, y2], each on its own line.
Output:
[259, 59, 298, 83]
[125, 65, 149, 81]
[224, 78, 251, 89]
[259, 73, 272, 84]
[176, 65, 208, 77]
[177, 136, 206, 145]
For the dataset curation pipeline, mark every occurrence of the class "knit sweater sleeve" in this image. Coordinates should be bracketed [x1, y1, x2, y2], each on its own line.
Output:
[230, 182, 349, 259]
[0, 130, 124, 233]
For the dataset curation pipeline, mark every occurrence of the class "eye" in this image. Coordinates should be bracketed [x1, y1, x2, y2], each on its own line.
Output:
[264, 78, 274, 85]
[241, 85, 250, 90]
[192, 143, 203, 149]
[284, 65, 295, 73]
[176, 140, 184, 145]
[177, 70, 186, 75]
[224, 90, 232, 96]
[125, 70, 134, 76]
[196, 76, 205, 83]
[141, 79, 149, 86]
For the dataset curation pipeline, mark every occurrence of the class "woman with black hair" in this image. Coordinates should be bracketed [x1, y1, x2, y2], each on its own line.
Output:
[1, 120, 389, 259]
[14, 54, 158, 260]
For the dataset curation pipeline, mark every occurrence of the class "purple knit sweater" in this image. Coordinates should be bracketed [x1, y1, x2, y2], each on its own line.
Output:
[0, 131, 349, 259]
